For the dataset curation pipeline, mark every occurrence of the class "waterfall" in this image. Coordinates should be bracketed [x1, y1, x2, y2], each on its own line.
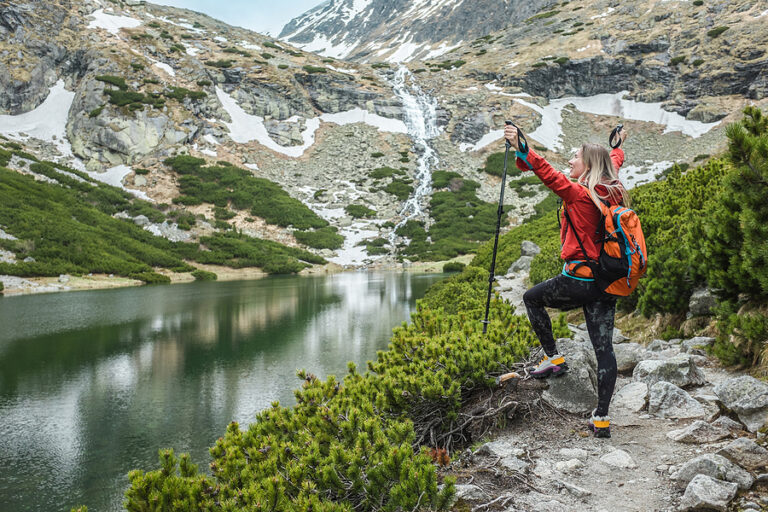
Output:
[390, 67, 440, 239]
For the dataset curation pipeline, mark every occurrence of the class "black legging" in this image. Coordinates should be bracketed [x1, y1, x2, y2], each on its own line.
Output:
[523, 274, 617, 417]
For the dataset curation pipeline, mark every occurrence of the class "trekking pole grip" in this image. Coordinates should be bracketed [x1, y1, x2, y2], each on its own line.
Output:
[505, 120, 528, 153]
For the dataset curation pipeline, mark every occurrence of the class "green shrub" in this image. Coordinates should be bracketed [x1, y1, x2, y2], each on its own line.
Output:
[223, 47, 251, 56]
[88, 106, 104, 118]
[693, 154, 710, 162]
[278, 64, 289, 69]
[526, 10, 559, 23]
[692, 59, 704, 67]
[370, 166, 403, 179]
[302, 65, 327, 74]
[371, 152, 385, 158]
[670, 56, 687, 65]
[532, 62, 547, 68]
[371, 62, 390, 69]
[191, 269, 217, 281]
[163, 86, 207, 101]
[95, 75, 127, 90]
[169, 43, 185, 53]
[707, 26, 729, 38]
[196, 79, 212, 86]
[293, 227, 344, 250]
[206, 59, 234, 68]
[130, 271, 171, 284]
[693, 0, 703, 4]
[483, 151, 523, 178]
[134, 168, 150, 175]
[443, 262, 466, 272]
[260, 52, 274, 60]
[263, 41, 281, 49]
[384, 180, 413, 201]
[554, 57, 569, 65]
[130, 62, 145, 71]
[345, 204, 376, 218]
[165, 156, 328, 230]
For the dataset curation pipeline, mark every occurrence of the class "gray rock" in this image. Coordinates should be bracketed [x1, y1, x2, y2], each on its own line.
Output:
[647, 339, 670, 351]
[507, 255, 533, 274]
[648, 381, 707, 419]
[688, 288, 718, 316]
[454, 484, 489, 500]
[58, 274, 70, 284]
[557, 480, 591, 498]
[133, 215, 150, 227]
[666, 420, 731, 443]
[717, 437, 768, 471]
[679, 474, 738, 512]
[599, 449, 637, 469]
[614, 343, 648, 373]
[633, 354, 706, 388]
[671, 454, 755, 490]
[714, 376, 768, 432]
[682, 336, 715, 353]
[558, 448, 588, 460]
[521, 240, 541, 257]
[23, 256, 35, 263]
[475, 439, 529, 472]
[555, 458, 583, 473]
[613, 381, 649, 412]
[542, 340, 598, 413]
[134, 175, 147, 187]
[710, 416, 744, 433]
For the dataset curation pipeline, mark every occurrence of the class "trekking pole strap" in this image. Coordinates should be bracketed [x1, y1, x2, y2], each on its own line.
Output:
[609, 123, 624, 149]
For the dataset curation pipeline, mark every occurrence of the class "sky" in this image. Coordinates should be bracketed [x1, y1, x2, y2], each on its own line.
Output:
[151, 0, 326, 36]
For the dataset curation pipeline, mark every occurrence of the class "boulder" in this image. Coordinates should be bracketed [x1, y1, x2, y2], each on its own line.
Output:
[679, 474, 738, 512]
[521, 240, 541, 257]
[613, 381, 648, 412]
[717, 437, 768, 471]
[714, 376, 768, 432]
[681, 336, 715, 354]
[599, 449, 637, 469]
[710, 415, 744, 433]
[542, 340, 597, 413]
[507, 255, 533, 274]
[454, 484, 489, 500]
[614, 343, 648, 373]
[666, 420, 731, 443]
[671, 454, 755, 490]
[648, 381, 706, 419]
[475, 439, 529, 472]
[633, 354, 706, 388]
[687, 288, 718, 316]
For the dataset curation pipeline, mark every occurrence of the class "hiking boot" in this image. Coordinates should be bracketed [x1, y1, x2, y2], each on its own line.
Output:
[529, 354, 568, 379]
[589, 410, 611, 438]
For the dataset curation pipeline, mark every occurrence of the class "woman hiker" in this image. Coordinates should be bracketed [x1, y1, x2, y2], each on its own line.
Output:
[504, 123, 628, 439]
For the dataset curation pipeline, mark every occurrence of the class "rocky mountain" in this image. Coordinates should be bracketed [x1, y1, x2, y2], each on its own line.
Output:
[1, 0, 767, 274]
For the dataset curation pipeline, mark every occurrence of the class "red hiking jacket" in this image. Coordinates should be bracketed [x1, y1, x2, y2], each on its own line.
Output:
[515, 148, 625, 275]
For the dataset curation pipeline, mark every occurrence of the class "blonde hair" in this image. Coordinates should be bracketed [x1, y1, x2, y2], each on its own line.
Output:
[578, 143, 631, 207]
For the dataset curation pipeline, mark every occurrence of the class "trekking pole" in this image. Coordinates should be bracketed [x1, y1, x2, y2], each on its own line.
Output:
[482, 121, 528, 334]
[609, 123, 624, 149]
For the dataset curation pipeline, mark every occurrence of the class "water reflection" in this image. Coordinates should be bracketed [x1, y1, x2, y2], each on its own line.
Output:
[0, 272, 443, 512]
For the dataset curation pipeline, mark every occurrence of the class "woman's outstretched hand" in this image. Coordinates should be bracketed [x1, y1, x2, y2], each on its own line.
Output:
[504, 124, 522, 152]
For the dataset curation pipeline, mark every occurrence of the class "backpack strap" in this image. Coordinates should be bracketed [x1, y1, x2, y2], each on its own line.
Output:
[562, 207, 596, 264]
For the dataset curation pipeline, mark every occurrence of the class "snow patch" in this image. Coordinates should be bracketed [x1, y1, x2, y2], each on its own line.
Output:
[186, 47, 200, 56]
[423, 42, 461, 60]
[200, 148, 217, 157]
[214, 36, 228, 43]
[203, 134, 219, 146]
[216, 87, 407, 156]
[87, 165, 152, 201]
[327, 65, 357, 74]
[88, 8, 141, 35]
[0, 80, 76, 159]
[292, 34, 358, 59]
[591, 7, 616, 19]
[621, 161, 674, 189]
[463, 91, 720, 152]
[245, 163, 259, 171]
[241, 41, 261, 50]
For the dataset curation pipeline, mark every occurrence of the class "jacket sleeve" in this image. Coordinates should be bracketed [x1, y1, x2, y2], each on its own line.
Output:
[515, 148, 584, 203]
[610, 147, 625, 174]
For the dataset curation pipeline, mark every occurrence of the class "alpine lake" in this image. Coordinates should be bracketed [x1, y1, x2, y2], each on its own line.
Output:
[0, 271, 447, 511]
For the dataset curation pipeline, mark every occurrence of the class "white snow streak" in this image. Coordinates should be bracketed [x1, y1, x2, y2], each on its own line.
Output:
[215, 87, 406, 157]
[87, 9, 141, 35]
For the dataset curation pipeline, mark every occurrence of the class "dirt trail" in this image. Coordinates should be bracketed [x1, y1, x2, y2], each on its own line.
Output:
[443, 356, 767, 512]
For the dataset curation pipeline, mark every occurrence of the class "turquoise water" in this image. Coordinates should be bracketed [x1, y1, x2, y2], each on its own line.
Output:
[0, 272, 445, 512]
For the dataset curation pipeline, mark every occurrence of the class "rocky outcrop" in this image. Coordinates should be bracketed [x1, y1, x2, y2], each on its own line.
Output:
[714, 376, 768, 432]
[671, 453, 754, 490]
[679, 475, 738, 512]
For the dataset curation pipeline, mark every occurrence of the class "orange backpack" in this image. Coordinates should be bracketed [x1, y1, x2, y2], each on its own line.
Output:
[565, 202, 648, 297]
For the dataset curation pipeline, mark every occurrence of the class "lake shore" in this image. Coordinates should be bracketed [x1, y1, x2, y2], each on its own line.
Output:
[0, 254, 473, 297]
